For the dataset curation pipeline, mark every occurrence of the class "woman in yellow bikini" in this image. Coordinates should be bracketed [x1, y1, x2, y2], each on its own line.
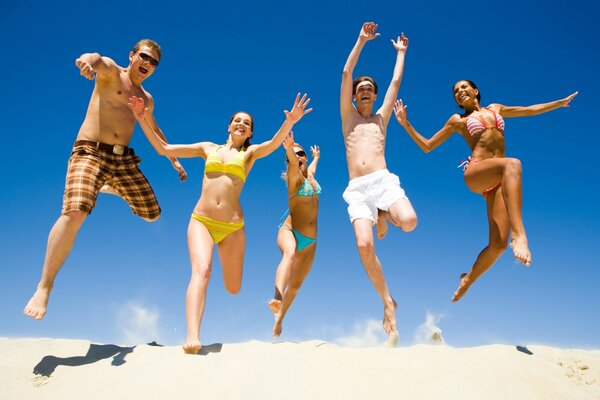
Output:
[270, 132, 321, 336]
[393, 80, 576, 302]
[128, 93, 312, 353]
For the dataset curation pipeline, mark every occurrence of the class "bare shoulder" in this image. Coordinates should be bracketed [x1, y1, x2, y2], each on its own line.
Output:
[447, 113, 466, 133]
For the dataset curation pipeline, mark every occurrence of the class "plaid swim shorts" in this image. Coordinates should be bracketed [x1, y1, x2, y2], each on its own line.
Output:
[61, 142, 161, 220]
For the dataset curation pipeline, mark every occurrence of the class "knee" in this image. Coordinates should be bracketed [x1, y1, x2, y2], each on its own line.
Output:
[191, 262, 212, 282]
[63, 210, 87, 226]
[356, 238, 375, 256]
[225, 282, 241, 295]
[505, 158, 522, 176]
[489, 238, 508, 254]
[282, 248, 295, 260]
[400, 215, 418, 232]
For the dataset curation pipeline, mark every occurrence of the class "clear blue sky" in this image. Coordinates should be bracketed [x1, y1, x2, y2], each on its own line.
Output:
[1, 0, 598, 348]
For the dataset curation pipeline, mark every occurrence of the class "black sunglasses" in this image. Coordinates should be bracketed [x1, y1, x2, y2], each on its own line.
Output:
[295, 150, 306, 157]
[138, 52, 159, 67]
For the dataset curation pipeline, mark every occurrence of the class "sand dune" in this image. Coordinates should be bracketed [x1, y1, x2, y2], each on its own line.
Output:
[1, 337, 598, 399]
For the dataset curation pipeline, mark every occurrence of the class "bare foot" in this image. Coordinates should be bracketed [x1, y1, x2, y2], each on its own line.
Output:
[23, 287, 51, 320]
[376, 210, 388, 240]
[385, 330, 399, 348]
[272, 316, 283, 337]
[382, 298, 397, 334]
[451, 273, 469, 302]
[268, 299, 281, 315]
[510, 237, 532, 266]
[183, 340, 201, 354]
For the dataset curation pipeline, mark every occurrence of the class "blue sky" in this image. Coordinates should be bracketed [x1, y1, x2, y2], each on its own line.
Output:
[1, 0, 598, 348]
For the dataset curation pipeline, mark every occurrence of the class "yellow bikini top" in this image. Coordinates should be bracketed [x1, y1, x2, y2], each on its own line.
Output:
[204, 145, 246, 182]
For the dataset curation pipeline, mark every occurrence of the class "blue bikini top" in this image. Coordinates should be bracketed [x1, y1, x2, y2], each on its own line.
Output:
[290, 178, 321, 199]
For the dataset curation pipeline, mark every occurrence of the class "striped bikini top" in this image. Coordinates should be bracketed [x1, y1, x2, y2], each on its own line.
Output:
[466, 107, 505, 137]
[204, 145, 246, 182]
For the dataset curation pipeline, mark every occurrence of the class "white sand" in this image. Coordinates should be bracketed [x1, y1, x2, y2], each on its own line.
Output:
[1, 337, 598, 400]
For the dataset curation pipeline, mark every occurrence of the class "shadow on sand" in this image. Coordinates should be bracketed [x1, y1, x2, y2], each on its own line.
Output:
[198, 343, 223, 356]
[34, 343, 138, 377]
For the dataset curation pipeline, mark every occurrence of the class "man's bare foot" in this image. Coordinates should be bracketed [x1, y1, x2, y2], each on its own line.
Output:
[183, 340, 201, 354]
[451, 273, 469, 302]
[268, 299, 281, 315]
[23, 287, 51, 320]
[510, 237, 532, 266]
[382, 298, 397, 334]
[272, 316, 283, 337]
[385, 330, 399, 348]
[376, 210, 388, 240]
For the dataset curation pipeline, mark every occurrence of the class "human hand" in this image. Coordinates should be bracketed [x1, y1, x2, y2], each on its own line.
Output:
[128, 96, 148, 120]
[393, 99, 408, 126]
[560, 91, 578, 107]
[310, 145, 320, 159]
[360, 22, 380, 42]
[171, 159, 187, 182]
[283, 131, 295, 150]
[284, 93, 313, 124]
[391, 33, 409, 53]
[76, 58, 95, 80]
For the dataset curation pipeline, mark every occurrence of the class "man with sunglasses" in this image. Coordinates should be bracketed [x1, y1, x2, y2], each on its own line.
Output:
[24, 39, 187, 320]
[340, 23, 418, 345]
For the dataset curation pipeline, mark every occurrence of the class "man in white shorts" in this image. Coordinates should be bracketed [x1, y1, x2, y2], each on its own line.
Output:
[340, 22, 417, 344]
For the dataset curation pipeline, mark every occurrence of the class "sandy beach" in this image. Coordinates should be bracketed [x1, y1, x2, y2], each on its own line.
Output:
[0, 337, 598, 399]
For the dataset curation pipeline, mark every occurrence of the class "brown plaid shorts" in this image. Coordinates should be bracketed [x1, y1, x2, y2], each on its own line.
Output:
[62, 143, 161, 220]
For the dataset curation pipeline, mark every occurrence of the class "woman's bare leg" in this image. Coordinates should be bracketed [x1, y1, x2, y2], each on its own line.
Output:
[184, 218, 215, 354]
[217, 228, 246, 295]
[270, 226, 296, 314]
[464, 157, 531, 265]
[273, 244, 317, 337]
[452, 188, 510, 302]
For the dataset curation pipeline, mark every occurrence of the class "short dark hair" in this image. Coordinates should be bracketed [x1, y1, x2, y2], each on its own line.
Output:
[353, 76, 378, 95]
[132, 39, 162, 61]
[453, 79, 481, 109]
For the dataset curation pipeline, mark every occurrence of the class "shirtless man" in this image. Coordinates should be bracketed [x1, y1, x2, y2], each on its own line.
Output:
[23, 39, 186, 320]
[340, 22, 417, 344]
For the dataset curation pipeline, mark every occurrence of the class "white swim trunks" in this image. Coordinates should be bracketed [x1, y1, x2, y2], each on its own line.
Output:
[342, 169, 407, 223]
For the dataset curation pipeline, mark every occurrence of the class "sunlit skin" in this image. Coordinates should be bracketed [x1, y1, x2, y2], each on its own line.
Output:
[271, 132, 320, 336]
[394, 81, 578, 302]
[269, 140, 320, 315]
[340, 22, 415, 346]
[23, 42, 186, 321]
[128, 93, 312, 353]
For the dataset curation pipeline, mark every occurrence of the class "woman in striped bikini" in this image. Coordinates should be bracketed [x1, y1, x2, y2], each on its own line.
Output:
[270, 132, 321, 336]
[393, 80, 576, 302]
[128, 93, 312, 353]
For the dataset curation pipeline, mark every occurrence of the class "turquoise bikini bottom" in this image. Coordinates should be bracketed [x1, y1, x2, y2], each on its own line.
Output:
[291, 228, 317, 251]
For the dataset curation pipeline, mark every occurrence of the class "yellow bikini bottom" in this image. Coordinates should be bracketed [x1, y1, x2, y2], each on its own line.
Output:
[191, 214, 245, 243]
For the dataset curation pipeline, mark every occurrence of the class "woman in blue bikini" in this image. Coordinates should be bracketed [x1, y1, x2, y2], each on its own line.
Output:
[271, 132, 321, 337]
[128, 93, 312, 353]
[394, 80, 577, 302]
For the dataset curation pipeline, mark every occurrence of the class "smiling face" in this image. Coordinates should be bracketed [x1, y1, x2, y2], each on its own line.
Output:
[354, 81, 377, 106]
[453, 80, 481, 109]
[228, 112, 254, 142]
